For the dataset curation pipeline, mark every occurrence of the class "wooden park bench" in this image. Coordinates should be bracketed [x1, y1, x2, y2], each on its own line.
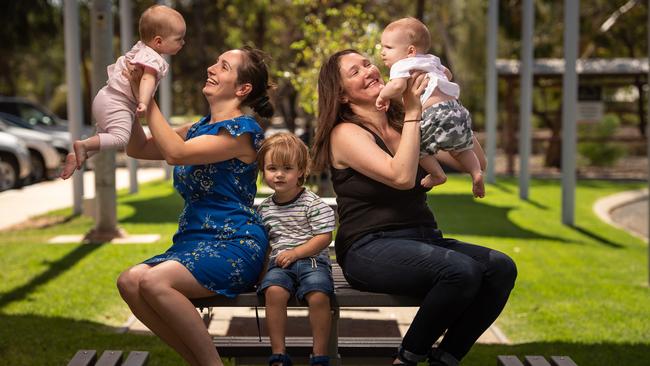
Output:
[191, 197, 422, 364]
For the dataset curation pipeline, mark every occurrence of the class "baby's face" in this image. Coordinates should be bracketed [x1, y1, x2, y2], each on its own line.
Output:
[159, 17, 186, 55]
[380, 29, 412, 68]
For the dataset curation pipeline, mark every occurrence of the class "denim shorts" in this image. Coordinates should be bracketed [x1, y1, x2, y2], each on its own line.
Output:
[258, 253, 334, 300]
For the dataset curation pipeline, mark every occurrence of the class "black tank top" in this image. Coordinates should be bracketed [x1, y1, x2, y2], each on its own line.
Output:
[331, 125, 438, 264]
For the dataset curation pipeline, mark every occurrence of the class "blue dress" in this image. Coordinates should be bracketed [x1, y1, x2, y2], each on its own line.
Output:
[143, 115, 269, 298]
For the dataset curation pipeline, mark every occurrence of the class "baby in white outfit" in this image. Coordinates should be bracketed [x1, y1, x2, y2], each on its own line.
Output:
[61, 5, 185, 179]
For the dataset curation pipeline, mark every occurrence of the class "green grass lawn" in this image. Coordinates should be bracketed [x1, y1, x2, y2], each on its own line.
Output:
[0, 177, 648, 365]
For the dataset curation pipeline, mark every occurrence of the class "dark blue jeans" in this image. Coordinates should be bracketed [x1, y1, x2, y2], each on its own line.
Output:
[341, 226, 517, 362]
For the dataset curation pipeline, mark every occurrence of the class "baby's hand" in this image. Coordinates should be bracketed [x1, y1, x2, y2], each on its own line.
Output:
[274, 249, 299, 269]
[136, 102, 147, 117]
[375, 95, 390, 112]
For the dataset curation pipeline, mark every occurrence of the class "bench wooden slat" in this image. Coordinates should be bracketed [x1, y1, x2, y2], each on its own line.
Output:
[191, 263, 423, 308]
[67, 350, 97, 366]
[525, 355, 552, 366]
[95, 350, 123, 366]
[550, 356, 578, 366]
[498, 355, 526, 366]
[123, 351, 149, 366]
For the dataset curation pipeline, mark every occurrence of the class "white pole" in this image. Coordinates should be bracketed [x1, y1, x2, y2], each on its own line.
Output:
[485, 0, 499, 184]
[646, 0, 649, 286]
[63, 0, 84, 215]
[561, 0, 579, 226]
[519, 0, 534, 199]
[88, 0, 121, 241]
[120, 0, 139, 194]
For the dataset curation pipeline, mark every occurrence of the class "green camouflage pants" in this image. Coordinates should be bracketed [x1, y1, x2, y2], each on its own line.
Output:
[420, 99, 474, 155]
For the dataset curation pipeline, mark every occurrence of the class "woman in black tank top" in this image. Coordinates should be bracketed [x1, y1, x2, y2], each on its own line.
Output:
[311, 50, 517, 366]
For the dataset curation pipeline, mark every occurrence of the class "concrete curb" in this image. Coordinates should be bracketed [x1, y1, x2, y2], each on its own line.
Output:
[593, 188, 648, 240]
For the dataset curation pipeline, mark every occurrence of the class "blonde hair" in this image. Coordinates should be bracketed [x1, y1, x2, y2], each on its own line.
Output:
[257, 133, 310, 186]
[384, 17, 431, 53]
[139, 5, 184, 42]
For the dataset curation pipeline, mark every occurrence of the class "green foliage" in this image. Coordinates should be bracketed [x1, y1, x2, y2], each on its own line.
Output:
[284, 1, 381, 115]
[578, 114, 626, 166]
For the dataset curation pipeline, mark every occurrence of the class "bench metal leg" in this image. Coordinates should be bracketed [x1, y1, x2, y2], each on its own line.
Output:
[67, 350, 97, 366]
[328, 307, 341, 366]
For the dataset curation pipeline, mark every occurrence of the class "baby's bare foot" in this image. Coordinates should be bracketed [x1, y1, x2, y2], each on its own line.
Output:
[73, 141, 87, 169]
[472, 172, 485, 198]
[421, 173, 447, 189]
[60, 153, 77, 180]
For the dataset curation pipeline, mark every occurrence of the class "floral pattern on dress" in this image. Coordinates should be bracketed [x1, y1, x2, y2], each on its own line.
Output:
[143, 115, 268, 297]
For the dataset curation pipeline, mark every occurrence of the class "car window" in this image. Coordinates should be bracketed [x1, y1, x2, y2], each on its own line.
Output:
[16, 103, 57, 127]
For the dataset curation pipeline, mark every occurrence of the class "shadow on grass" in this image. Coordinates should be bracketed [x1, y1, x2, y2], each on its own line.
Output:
[1, 312, 649, 366]
[572, 225, 624, 248]
[120, 191, 183, 224]
[0, 244, 104, 309]
[428, 194, 563, 241]
[0, 313, 182, 366]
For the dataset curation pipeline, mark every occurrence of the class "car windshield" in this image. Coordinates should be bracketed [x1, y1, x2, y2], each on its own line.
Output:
[0, 101, 65, 128]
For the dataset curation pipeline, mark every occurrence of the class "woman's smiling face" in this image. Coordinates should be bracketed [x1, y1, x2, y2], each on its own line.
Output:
[202, 50, 245, 100]
[338, 52, 384, 105]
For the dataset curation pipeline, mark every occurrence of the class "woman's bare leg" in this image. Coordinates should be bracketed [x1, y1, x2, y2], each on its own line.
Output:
[137, 261, 223, 366]
[117, 264, 201, 366]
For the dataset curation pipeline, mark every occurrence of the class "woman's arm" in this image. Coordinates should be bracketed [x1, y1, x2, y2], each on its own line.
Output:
[126, 119, 193, 160]
[332, 73, 428, 189]
[145, 100, 255, 166]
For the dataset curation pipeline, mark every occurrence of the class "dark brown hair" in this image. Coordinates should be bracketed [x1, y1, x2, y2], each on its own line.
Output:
[257, 132, 310, 186]
[237, 46, 275, 119]
[311, 49, 404, 172]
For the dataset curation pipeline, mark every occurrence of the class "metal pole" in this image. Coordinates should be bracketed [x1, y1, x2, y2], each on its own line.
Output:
[158, 0, 173, 180]
[485, 0, 499, 184]
[87, 0, 121, 241]
[519, 0, 534, 200]
[561, 0, 579, 226]
[63, 0, 84, 215]
[120, 0, 139, 194]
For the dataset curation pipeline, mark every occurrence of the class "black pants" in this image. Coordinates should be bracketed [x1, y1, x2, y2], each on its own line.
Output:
[341, 226, 517, 362]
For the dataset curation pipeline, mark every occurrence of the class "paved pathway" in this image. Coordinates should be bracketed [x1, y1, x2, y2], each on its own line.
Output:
[0, 167, 166, 230]
[593, 188, 648, 240]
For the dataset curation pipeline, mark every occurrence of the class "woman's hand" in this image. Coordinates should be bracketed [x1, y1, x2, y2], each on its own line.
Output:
[402, 71, 428, 118]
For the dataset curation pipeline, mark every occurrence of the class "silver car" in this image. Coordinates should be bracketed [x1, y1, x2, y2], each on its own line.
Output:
[0, 112, 70, 162]
[0, 119, 61, 182]
[0, 131, 31, 191]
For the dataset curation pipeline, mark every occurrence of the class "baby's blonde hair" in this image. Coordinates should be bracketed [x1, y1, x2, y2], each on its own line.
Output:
[139, 5, 184, 43]
[385, 17, 431, 53]
[257, 133, 310, 186]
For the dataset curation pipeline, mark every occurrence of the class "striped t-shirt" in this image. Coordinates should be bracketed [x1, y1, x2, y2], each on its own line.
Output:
[257, 188, 336, 256]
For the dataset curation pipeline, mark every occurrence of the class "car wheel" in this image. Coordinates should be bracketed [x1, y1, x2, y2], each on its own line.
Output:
[29, 151, 45, 182]
[0, 160, 16, 191]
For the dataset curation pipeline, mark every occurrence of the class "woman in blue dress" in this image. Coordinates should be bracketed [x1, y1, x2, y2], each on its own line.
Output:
[117, 47, 273, 366]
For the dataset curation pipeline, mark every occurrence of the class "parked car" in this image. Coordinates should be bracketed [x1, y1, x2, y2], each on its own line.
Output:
[0, 112, 71, 162]
[0, 118, 61, 182]
[0, 131, 31, 191]
[0, 96, 93, 137]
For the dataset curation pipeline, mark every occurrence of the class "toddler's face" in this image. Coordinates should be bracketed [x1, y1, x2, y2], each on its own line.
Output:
[262, 152, 303, 196]
[159, 17, 186, 55]
[380, 29, 412, 68]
